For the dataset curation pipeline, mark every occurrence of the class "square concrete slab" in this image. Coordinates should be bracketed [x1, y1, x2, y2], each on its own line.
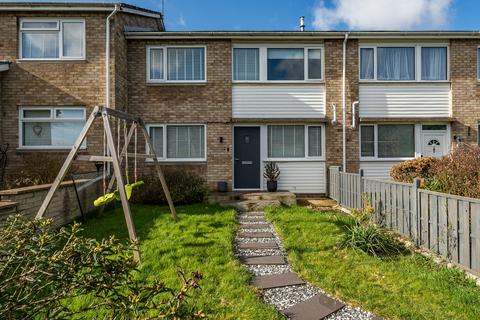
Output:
[240, 255, 286, 265]
[237, 232, 275, 238]
[239, 224, 271, 229]
[253, 272, 305, 289]
[239, 217, 267, 222]
[282, 293, 345, 320]
[237, 242, 279, 249]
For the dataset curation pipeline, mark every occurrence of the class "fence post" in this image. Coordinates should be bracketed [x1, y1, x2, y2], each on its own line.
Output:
[359, 169, 364, 210]
[412, 178, 421, 245]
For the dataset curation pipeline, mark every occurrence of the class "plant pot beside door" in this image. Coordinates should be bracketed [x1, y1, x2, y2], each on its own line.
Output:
[264, 162, 280, 192]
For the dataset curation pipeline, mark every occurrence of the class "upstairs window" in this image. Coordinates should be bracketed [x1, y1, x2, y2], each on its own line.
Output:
[267, 48, 304, 80]
[421, 47, 447, 80]
[20, 19, 85, 60]
[233, 48, 259, 81]
[377, 47, 415, 81]
[147, 46, 206, 82]
[360, 45, 448, 81]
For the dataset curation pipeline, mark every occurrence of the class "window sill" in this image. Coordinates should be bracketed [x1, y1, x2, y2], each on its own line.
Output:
[146, 81, 207, 86]
[233, 80, 325, 85]
[360, 157, 415, 162]
[264, 158, 325, 162]
[145, 159, 207, 165]
[359, 80, 450, 84]
[17, 59, 87, 63]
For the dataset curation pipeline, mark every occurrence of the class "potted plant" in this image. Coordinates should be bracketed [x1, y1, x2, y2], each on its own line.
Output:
[263, 162, 280, 192]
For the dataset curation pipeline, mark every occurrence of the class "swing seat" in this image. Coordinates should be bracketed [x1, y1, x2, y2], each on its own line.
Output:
[93, 180, 144, 206]
[94, 192, 117, 207]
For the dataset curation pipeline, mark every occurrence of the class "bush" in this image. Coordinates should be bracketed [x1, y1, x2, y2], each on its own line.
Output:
[132, 168, 209, 205]
[340, 196, 407, 257]
[5, 153, 81, 189]
[0, 215, 204, 319]
[425, 145, 480, 198]
[390, 157, 438, 183]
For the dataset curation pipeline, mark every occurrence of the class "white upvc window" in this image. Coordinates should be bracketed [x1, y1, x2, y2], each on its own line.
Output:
[146, 46, 206, 83]
[232, 45, 323, 82]
[147, 124, 206, 161]
[267, 124, 325, 160]
[360, 124, 415, 160]
[19, 107, 86, 149]
[19, 18, 85, 60]
[359, 44, 449, 82]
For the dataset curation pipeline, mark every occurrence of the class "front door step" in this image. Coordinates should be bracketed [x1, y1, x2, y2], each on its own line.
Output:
[240, 255, 286, 265]
[282, 293, 345, 320]
[238, 232, 274, 238]
[237, 242, 278, 249]
[253, 272, 305, 289]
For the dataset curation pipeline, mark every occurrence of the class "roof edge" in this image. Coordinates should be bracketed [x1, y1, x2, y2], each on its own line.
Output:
[125, 30, 480, 40]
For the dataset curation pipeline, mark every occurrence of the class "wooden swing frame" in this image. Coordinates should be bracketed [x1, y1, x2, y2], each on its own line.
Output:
[35, 106, 177, 263]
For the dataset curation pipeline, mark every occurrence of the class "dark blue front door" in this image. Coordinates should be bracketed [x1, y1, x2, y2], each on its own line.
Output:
[234, 127, 260, 189]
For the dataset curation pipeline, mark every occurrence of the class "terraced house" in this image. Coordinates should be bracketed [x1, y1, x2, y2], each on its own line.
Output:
[1, 2, 479, 194]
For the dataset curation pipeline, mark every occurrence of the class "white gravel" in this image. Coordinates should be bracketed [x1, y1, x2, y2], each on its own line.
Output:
[263, 284, 321, 310]
[234, 209, 380, 320]
[325, 306, 378, 320]
[247, 264, 292, 276]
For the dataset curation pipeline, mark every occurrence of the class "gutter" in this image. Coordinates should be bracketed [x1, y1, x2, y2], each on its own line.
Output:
[342, 32, 349, 172]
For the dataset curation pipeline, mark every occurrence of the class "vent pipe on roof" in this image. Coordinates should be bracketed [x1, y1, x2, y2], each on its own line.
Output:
[300, 16, 305, 31]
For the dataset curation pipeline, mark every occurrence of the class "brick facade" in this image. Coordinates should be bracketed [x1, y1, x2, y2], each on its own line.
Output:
[324, 39, 360, 173]
[450, 39, 480, 146]
[126, 40, 233, 189]
[0, 8, 162, 179]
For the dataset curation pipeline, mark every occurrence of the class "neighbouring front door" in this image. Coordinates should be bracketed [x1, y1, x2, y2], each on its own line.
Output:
[234, 127, 260, 189]
[422, 132, 447, 157]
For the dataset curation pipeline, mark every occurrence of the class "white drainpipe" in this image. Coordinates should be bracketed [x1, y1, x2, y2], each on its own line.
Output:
[105, 4, 120, 109]
[342, 32, 349, 172]
[351, 101, 359, 129]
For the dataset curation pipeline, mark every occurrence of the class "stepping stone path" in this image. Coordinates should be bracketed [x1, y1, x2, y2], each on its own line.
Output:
[235, 210, 381, 320]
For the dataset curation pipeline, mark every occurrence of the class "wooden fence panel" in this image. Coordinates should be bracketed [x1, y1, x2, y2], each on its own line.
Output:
[420, 192, 429, 247]
[403, 186, 410, 236]
[438, 197, 448, 257]
[458, 201, 470, 269]
[430, 195, 439, 253]
[471, 203, 480, 272]
[447, 198, 459, 264]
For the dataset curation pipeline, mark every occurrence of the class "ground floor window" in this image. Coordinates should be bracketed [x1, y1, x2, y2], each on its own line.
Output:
[360, 124, 415, 159]
[19, 107, 86, 149]
[267, 124, 324, 159]
[148, 124, 206, 161]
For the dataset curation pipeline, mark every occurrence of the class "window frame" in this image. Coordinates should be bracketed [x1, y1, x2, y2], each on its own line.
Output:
[358, 44, 449, 82]
[232, 44, 324, 83]
[265, 124, 325, 161]
[359, 123, 416, 161]
[145, 124, 207, 162]
[19, 18, 86, 61]
[18, 106, 86, 150]
[146, 45, 207, 84]
[232, 47, 260, 81]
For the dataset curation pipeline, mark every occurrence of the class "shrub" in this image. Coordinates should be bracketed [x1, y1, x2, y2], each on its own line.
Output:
[390, 157, 438, 183]
[132, 168, 209, 205]
[425, 145, 480, 198]
[0, 215, 204, 319]
[5, 153, 81, 189]
[340, 196, 407, 257]
[263, 162, 280, 181]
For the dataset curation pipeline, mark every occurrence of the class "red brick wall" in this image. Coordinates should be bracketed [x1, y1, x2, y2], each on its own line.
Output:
[450, 39, 480, 146]
[0, 10, 161, 180]
[324, 39, 360, 173]
[126, 39, 233, 189]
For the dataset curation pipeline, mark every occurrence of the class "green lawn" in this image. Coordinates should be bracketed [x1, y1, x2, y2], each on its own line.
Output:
[265, 206, 480, 320]
[79, 203, 282, 320]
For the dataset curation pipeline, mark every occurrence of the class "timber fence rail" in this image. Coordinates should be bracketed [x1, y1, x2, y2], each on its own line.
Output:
[328, 166, 480, 275]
